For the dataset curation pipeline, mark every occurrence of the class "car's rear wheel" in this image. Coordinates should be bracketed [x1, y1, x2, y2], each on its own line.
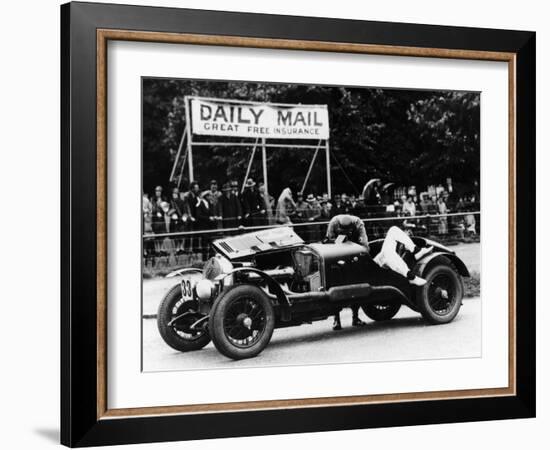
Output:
[157, 284, 211, 352]
[362, 302, 401, 321]
[209, 285, 275, 360]
[417, 263, 463, 324]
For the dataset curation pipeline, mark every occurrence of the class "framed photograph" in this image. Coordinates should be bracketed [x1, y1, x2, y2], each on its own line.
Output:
[61, 2, 535, 447]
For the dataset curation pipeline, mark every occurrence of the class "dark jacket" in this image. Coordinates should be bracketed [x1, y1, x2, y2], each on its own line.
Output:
[219, 193, 242, 228]
[196, 199, 214, 230]
[169, 198, 188, 232]
[242, 188, 265, 225]
[182, 191, 199, 219]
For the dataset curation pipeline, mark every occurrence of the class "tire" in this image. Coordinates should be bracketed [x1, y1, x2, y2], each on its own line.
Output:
[417, 263, 463, 324]
[157, 284, 211, 352]
[362, 302, 401, 321]
[209, 285, 275, 360]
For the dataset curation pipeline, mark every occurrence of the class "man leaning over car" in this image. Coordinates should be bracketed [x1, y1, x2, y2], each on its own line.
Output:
[326, 214, 432, 330]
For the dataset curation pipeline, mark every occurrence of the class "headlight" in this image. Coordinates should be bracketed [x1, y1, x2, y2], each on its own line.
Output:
[203, 254, 234, 280]
[195, 279, 215, 300]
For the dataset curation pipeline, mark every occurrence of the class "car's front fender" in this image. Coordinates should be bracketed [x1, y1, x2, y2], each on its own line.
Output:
[165, 267, 203, 278]
[218, 268, 292, 320]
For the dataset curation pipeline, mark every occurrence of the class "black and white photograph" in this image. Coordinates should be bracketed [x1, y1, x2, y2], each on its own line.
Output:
[141, 78, 481, 371]
[0, 0, 540, 447]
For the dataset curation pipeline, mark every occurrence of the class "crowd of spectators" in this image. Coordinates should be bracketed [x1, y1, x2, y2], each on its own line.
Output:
[143, 178, 479, 260]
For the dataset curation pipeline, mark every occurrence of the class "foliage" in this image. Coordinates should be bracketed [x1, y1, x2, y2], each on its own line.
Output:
[142, 79, 480, 197]
[464, 271, 481, 298]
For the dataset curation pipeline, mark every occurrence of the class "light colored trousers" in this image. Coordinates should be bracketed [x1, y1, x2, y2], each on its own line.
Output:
[373, 226, 416, 277]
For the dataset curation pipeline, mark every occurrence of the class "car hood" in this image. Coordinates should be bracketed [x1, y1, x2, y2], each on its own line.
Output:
[307, 241, 368, 261]
[212, 226, 304, 260]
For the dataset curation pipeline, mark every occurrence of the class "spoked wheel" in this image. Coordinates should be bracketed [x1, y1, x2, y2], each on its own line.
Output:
[417, 262, 463, 324]
[209, 285, 275, 360]
[362, 302, 401, 321]
[157, 284, 211, 352]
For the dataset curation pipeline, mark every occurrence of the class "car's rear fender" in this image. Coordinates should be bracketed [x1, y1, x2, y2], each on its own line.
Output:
[414, 252, 470, 278]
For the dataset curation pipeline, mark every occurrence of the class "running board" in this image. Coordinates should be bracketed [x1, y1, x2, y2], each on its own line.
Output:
[286, 283, 414, 309]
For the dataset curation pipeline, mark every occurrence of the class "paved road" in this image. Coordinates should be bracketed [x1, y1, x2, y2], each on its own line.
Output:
[142, 298, 480, 372]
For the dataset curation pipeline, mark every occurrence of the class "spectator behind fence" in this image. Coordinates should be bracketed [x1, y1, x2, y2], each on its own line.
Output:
[294, 193, 310, 223]
[275, 187, 296, 224]
[365, 180, 382, 207]
[463, 198, 477, 236]
[341, 193, 351, 212]
[242, 178, 266, 226]
[205, 179, 223, 229]
[305, 194, 322, 222]
[196, 191, 215, 230]
[351, 196, 367, 218]
[183, 181, 200, 226]
[143, 193, 153, 234]
[258, 181, 274, 224]
[182, 181, 201, 253]
[419, 193, 431, 214]
[194, 192, 214, 258]
[305, 194, 322, 242]
[437, 195, 449, 235]
[168, 187, 187, 233]
[402, 195, 416, 217]
[320, 199, 332, 220]
[142, 193, 155, 261]
[331, 194, 347, 216]
[152, 194, 167, 234]
[169, 187, 188, 254]
[152, 185, 165, 207]
[219, 182, 242, 228]
[322, 192, 332, 210]
[230, 180, 240, 198]
[152, 201, 172, 256]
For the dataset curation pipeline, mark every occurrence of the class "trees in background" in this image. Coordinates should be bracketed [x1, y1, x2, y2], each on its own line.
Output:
[142, 79, 480, 197]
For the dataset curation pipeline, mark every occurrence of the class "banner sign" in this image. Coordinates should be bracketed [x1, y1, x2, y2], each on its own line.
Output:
[189, 97, 329, 139]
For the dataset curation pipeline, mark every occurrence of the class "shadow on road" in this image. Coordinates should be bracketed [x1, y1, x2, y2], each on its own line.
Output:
[267, 315, 433, 349]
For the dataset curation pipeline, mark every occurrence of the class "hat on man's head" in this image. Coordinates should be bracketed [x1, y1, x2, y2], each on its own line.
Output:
[245, 178, 256, 188]
[230, 180, 239, 188]
[222, 183, 231, 192]
[306, 194, 315, 202]
[210, 179, 218, 185]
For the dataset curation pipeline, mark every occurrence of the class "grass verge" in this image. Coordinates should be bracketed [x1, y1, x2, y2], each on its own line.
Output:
[464, 271, 480, 298]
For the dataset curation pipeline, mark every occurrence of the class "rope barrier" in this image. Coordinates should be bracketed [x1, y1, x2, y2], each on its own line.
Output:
[144, 211, 480, 239]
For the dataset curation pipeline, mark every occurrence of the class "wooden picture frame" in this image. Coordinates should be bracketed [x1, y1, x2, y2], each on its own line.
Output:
[61, 2, 535, 446]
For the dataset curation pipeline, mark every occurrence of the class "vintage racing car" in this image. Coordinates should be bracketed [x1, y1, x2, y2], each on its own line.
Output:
[157, 227, 470, 360]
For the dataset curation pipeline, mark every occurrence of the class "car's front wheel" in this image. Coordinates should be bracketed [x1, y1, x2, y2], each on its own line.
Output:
[157, 284, 211, 352]
[417, 262, 463, 324]
[209, 285, 275, 360]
